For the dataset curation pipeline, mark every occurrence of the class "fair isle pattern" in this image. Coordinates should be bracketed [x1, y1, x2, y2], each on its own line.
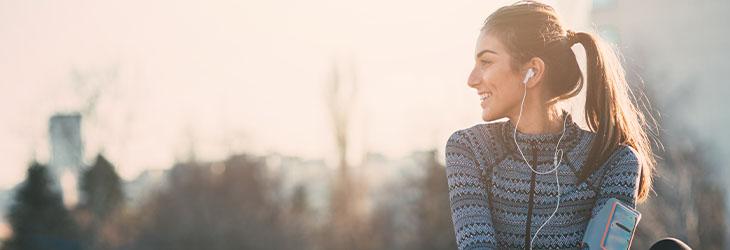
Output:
[445, 114, 641, 250]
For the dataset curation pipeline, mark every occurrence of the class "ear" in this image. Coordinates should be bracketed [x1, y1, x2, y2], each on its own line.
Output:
[522, 57, 546, 89]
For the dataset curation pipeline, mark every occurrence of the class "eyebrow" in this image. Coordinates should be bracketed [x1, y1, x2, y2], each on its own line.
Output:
[475, 49, 498, 58]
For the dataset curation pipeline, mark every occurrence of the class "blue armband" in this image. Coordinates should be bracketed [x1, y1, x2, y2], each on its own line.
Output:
[581, 198, 641, 249]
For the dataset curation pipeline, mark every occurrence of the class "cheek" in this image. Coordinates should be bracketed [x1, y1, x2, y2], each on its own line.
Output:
[483, 64, 512, 85]
[485, 68, 514, 97]
[481, 67, 498, 82]
[490, 73, 522, 112]
[498, 79, 521, 101]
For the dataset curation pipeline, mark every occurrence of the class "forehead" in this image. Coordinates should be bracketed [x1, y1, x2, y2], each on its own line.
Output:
[475, 31, 507, 57]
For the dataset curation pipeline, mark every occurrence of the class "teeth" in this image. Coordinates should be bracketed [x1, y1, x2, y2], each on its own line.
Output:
[479, 92, 492, 101]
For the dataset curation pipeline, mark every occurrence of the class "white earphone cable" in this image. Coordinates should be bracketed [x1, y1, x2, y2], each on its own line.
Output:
[512, 78, 569, 250]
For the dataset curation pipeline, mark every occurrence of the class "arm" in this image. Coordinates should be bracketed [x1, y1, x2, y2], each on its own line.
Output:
[591, 145, 641, 216]
[445, 130, 497, 250]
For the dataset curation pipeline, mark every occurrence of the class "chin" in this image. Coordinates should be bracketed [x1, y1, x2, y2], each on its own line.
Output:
[481, 108, 505, 122]
[481, 110, 497, 122]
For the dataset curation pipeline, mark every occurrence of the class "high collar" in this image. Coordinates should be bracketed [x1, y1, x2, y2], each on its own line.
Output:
[499, 111, 584, 159]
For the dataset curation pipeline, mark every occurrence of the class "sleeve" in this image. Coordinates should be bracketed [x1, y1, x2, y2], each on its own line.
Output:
[445, 129, 498, 250]
[591, 145, 641, 217]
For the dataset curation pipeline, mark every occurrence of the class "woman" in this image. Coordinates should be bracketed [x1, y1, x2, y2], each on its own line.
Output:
[445, 1, 690, 249]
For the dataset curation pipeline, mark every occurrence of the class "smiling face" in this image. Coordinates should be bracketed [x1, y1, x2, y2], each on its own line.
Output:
[468, 31, 527, 122]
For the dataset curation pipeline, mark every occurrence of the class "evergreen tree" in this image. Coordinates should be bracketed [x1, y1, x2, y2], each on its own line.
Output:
[77, 154, 125, 249]
[79, 154, 124, 220]
[3, 162, 83, 250]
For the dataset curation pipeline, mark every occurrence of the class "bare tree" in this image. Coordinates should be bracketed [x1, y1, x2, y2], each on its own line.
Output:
[321, 57, 373, 250]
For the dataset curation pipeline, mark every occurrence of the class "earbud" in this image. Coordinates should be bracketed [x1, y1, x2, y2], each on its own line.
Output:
[522, 68, 535, 85]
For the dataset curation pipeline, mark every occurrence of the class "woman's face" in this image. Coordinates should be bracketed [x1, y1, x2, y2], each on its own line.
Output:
[468, 31, 526, 122]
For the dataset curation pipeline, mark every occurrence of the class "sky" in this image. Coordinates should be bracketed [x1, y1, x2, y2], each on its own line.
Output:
[0, 0, 590, 189]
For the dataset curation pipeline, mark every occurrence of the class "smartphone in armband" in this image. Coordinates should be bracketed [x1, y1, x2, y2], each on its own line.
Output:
[580, 198, 641, 250]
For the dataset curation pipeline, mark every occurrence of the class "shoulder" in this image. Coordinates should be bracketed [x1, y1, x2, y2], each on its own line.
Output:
[447, 121, 506, 148]
[445, 121, 507, 161]
[607, 144, 640, 166]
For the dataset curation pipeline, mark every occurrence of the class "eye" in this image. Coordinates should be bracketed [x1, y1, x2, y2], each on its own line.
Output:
[480, 60, 492, 65]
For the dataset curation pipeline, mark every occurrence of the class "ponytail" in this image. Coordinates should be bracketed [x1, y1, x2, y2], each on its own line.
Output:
[573, 31, 656, 203]
[481, 1, 656, 203]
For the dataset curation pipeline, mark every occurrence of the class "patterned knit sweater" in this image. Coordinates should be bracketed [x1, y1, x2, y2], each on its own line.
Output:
[445, 114, 640, 250]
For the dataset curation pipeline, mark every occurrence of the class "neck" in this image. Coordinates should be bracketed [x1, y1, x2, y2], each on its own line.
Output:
[509, 100, 564, 135]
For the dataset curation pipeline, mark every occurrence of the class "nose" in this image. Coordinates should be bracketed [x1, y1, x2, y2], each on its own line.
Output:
[467, 66, 480, 89]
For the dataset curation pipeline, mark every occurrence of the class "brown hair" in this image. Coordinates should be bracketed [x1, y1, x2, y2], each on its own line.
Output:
[482, 0, 655, 203]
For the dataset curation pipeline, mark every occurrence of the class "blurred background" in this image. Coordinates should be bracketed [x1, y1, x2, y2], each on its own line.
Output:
[0, 0, 728, 249]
